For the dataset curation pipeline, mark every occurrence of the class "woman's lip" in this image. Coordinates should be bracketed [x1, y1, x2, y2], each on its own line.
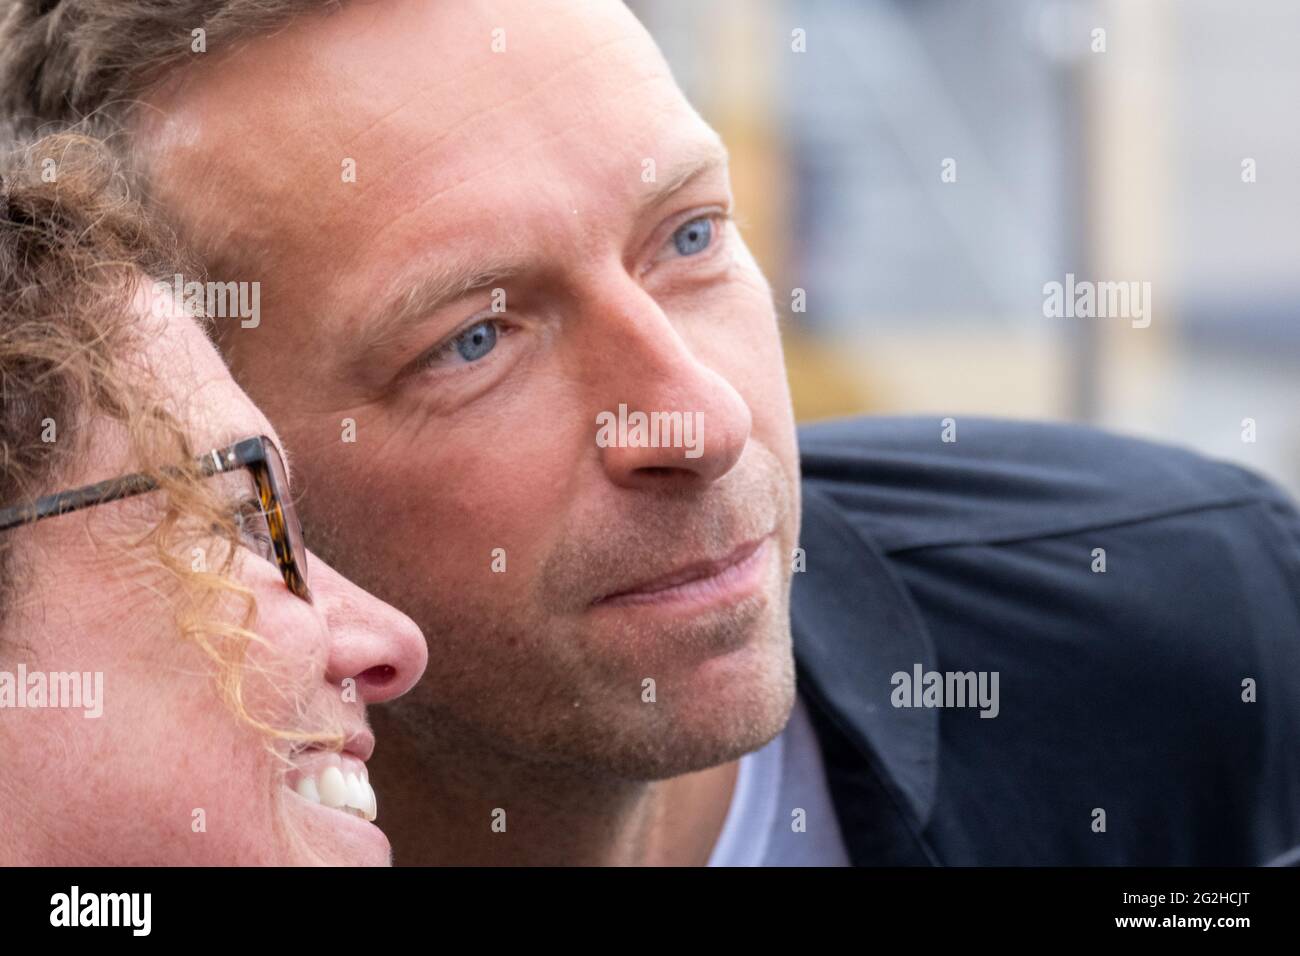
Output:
[291, 727, 375, 763]
[285, 783, 391, 857]
[280, 732, 390, 861]
[592, 535, 772, 609]
[343, 729, 375, 762]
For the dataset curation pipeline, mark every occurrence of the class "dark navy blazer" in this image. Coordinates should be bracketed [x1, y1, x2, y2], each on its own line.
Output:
[791, 416, 1300, 865]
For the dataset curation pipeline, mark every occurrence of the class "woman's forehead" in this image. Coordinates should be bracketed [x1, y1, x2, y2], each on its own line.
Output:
[135, 281, 277, 454]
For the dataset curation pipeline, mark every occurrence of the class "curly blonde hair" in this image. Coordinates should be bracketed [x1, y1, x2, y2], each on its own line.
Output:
[0, 0, 339, 138]
[0, 130, 341, 751]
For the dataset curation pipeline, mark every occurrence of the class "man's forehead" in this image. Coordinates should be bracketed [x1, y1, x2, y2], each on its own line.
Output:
[140, 0, 702, 262]
[143, 0, 675, 171]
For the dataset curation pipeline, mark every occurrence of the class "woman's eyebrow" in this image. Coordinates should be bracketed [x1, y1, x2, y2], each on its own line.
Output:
[276, 437, 295, 485]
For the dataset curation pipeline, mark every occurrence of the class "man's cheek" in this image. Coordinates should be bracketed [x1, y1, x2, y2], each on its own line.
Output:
[388, 462, 554, 564]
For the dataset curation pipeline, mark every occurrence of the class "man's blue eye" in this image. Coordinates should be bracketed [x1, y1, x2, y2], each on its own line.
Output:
[672, 217, 713, 256]
[454, 320, 498, 361]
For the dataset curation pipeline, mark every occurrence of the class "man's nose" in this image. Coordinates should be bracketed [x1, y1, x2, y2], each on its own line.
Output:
[314, 559, 428, 704]
[585, 282, 752, 491]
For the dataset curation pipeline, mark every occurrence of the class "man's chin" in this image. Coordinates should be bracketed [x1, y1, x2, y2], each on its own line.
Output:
[584, 615, 799, 782]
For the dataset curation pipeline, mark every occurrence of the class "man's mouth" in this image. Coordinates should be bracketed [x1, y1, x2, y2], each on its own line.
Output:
[286, 748, 378, 823]
[591, 534, 773, 608]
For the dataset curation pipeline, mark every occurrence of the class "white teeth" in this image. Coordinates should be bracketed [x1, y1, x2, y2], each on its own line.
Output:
[346, 773, 367, 810]
[291, 765, 377, 823]
[295, 776, 321, 804]
[318, 766, 349, 809]
[345, 774, 378, 823]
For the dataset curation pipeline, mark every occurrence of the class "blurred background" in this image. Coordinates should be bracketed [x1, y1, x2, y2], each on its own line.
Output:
[629, 0, 1300, 497]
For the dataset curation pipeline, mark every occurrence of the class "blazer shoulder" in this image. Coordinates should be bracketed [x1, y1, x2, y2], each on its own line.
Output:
[797, 415, 1291, 553]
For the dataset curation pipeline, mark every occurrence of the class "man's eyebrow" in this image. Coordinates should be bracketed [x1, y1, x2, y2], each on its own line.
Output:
[634, 140, 731, 221]
[353, 140, 730, 370]
[357, 249, 531, 365]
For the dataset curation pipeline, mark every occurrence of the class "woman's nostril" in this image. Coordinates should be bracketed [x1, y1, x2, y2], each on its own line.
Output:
[358, 664, 396, 686]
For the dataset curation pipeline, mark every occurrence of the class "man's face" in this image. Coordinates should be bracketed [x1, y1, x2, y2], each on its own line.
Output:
[141, 0, 800, 778]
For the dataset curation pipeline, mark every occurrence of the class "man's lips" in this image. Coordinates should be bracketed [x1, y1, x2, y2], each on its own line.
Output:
[591, 535, 772, 608]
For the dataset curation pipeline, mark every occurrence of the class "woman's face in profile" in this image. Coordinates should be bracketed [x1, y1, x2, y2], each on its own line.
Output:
[0, 287, 427, 865]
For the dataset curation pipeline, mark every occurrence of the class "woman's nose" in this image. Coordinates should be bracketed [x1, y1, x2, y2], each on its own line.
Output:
[312, 556, 428, 704]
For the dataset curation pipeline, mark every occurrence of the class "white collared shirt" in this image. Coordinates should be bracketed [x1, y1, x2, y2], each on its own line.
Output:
[707, 693, 851, 866]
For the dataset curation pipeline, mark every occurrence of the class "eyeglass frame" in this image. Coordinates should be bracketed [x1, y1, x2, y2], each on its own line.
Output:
[0, 434, 311, 602]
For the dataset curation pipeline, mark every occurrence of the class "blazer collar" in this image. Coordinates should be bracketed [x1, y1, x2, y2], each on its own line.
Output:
[791, 484, 940, 837]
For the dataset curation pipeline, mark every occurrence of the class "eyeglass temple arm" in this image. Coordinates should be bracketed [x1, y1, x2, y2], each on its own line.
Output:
[0, 473, 161, 531]
[0, 448, 234, 532]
